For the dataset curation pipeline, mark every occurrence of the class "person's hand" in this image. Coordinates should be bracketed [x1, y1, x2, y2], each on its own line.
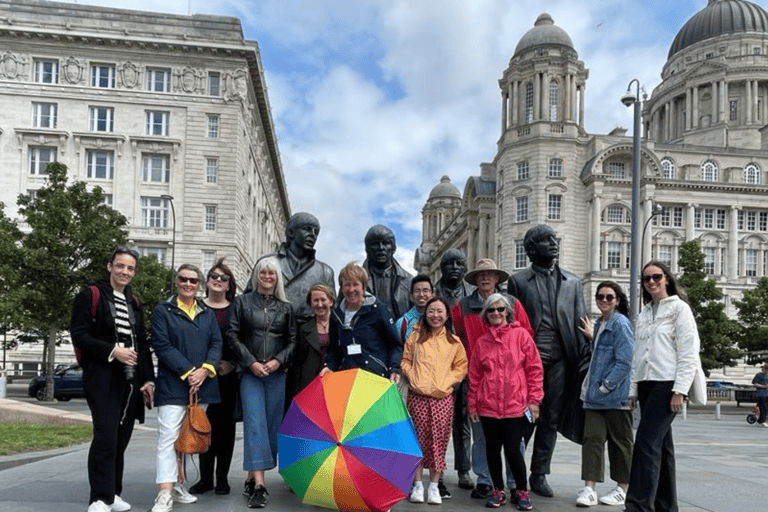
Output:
[250, 361, 269, 377]
[469, 412, 480, 423]
[113, 346, 137, 366]
[390, 372, 400, 384]
[140, 381, 154, 407]
[319, 367, 332, 376]
[628, 397, 637, 411]
[527, 404, 540, 421]
[670, 393, 685, 413]
[218, 360, 235, 376]
[187, 367, 208, 393]
[578, 316, 593, 339]
[264, 359, 281, 374]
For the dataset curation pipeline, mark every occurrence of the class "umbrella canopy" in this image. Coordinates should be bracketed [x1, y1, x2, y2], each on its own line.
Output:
[279, 368, 422, 512]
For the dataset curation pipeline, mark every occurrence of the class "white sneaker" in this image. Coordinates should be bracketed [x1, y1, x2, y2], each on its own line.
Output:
[150, 491, 173, 512]
[760, 422, 768, 428]
[110, 496, 131, 512]
[409, 481, 425, 503]
[599, 486, 626, 506]
[87, 501, 111, 512]
[427, 484, 442, 505]
[171, 483, 197, 504]
[576, 486, 597, 507]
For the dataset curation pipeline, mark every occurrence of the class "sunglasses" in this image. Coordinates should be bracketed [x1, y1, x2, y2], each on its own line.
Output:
[208, 273, 230, 282]
[596, 294, 615, 302]
[177, 276, 200, 285]
[642, 273, 664, 284]
[487, 307, 507, 313]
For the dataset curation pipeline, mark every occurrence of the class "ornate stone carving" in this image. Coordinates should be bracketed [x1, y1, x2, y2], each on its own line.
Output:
[0, 51, 27, 79]
[62, 56, 85, 84]
[177, 66, 201, 93]
[119, 61, 140, 88]
[224, 68, 248, 102]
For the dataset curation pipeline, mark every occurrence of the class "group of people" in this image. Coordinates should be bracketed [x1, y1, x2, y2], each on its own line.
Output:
[71, 215, 704, 512]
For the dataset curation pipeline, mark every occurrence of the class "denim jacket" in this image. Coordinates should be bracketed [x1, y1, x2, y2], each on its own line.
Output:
[583, 312, 633, 410]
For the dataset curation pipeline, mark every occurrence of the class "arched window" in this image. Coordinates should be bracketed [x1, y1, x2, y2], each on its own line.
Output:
[744, 163, 760, 185]
[549, 80, 558, 121]
[661, 157, 675, 179]
[525, 82, 534, 123]
[702, 160, 718, 182]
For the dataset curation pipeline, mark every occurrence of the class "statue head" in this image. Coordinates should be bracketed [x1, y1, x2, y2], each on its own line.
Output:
[285, 212, 320, 258]
[523, 224, 559, 267]
[440, 249, 467, 288]
[364, 224, 396, 270]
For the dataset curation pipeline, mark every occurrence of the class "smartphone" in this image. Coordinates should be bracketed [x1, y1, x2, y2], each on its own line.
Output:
[524, 408, 534, 423]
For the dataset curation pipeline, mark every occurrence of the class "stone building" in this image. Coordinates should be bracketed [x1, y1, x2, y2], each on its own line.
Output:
[416, 0, 768, 317]
[0, 0, 290, 286]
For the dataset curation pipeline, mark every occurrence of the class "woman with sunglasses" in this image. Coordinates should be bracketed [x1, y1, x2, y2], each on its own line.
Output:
[150, 264, 223, 512]
[189, 258, 238, 496]
[226, 256, 296, 509]
[468, 293, 543, 510]
[624, 261, 701, 512]
[575, 282, 633, 508]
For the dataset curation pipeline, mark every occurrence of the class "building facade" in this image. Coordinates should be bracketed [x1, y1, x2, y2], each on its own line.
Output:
[417, 0, 768, 318]
[0, 0, 290, 286]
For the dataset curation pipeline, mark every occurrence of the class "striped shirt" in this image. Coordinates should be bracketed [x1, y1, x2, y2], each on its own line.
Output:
[113, 290, 132, 348]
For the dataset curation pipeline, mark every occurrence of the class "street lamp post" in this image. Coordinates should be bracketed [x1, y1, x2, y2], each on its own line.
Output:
[622, 79, 643, 318]
[160, 194, 176, 294]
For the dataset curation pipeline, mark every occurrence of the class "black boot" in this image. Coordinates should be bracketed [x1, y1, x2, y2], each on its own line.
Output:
[529, 473, 553, 498]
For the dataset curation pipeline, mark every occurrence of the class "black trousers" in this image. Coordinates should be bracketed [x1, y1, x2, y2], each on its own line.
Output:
[625, 381, 678, 512]
[480, 416, 528, 492]
[84, 363, 138, 505]
[529, 358, 564, 475]
[452, 378, 471, 472]
[199, 370, 239, 483]
[757, 395, 768, 424]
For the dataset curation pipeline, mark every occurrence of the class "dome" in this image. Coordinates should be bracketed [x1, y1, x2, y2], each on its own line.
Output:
[513, 13, 575, 58]
[668, 0, 768, 59]
[428, 175, 461, 199]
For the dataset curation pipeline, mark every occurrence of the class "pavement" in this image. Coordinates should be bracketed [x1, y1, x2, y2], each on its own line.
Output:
[1, 382, 767, 512]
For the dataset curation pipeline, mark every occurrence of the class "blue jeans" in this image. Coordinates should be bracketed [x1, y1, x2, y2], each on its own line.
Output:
[472, 421, 518, 488]
[241, 371, 285, 471]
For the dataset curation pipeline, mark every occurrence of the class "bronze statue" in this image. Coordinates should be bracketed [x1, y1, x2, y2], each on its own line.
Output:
[434, 249, 475, 309]
[362, 224, 412, 319]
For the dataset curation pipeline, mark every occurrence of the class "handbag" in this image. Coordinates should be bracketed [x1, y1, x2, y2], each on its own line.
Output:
[688, 364, 707, 406]
[175, 392, 212, 454]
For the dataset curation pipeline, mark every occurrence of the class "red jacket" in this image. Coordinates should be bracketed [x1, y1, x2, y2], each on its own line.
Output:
[467, 322, 543, 419]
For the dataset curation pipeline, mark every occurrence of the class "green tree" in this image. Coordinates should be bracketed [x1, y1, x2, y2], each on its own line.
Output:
[130, 254, 175, 330]
[732, 277, 768, 358]
[0, 163, 128, 400]
[677, 240, 741, 373]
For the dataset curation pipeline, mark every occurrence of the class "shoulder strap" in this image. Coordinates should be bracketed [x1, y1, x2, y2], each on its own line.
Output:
[400, 318, 407, 341]
[89, 285, 100, 319]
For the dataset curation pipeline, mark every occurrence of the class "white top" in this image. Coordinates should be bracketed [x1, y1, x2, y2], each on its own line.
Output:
[630, 294, 700, 398]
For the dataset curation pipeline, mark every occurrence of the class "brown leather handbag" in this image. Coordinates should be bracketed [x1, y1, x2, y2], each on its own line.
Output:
[175, 392, 211, 454]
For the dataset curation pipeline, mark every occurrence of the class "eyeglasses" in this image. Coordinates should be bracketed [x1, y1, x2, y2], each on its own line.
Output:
[596, 294, 615, 302]
[208, 273, 230, 282]
[642, 273, 664, 284]
[487, 307, 507, 313]
[177, 276, 200, 285]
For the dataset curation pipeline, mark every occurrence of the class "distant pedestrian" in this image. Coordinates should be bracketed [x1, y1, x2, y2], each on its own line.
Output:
[752, 363, 768, 427]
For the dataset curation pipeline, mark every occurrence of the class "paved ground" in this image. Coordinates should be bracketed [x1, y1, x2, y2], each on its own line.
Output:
[1, 381, 767, 512]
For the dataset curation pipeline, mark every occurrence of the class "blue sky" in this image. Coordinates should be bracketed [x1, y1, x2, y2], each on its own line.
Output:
[64, 0, 719, 273]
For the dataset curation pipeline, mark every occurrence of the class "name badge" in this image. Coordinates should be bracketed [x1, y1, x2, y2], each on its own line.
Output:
[347, 344, 362, 355]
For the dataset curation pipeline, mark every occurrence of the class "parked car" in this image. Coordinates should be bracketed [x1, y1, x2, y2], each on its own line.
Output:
[706, 380, 738, 389]
[28, 364, 84, 401]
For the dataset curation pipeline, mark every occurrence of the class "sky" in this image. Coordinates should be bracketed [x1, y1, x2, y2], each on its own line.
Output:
[64, 0, 712, 273]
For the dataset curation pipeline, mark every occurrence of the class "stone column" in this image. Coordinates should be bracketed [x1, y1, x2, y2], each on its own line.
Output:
[721, 80, 728, 122]
[754, 80, 760, 123]
[685, 203, 695, 241]
[591, 194, 602, 272]
[685, 87, 692, 131]
[728, 207, 739, 280]
[501, 92, 507, 133]
[508, 82, 515, 126]
[542, 72, 549, 122]
[747, 79, 753, 124]
[692, 84, 699, 130]
[565, 73, 571, 122]
[467, 215, 477, 268]
[478, 214, 488, 260]
[643, 199, 653, 266]
[533, 73, 541, 121]
[579, 83, 585, 129]
[512, 81, 519, 125]
[711, 80, 718, 124]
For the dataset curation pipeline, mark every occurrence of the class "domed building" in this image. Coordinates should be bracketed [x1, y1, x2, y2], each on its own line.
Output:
[417, 0, 768, 318]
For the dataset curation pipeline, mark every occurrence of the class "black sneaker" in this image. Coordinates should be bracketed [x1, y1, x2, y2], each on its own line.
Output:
[247, 485, 269, 509]
[243, 480, 255, 497]
[471, 483, 493, 499]
[438, 481, 452, 499]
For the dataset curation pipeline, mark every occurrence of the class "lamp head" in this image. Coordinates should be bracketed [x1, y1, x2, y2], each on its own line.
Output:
[621, 92, 637, 107]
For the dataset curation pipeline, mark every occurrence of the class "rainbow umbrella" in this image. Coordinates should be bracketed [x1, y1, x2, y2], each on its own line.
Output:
[278, 368, 422, 512]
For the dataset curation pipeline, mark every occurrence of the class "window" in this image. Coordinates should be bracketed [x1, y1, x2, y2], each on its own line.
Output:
[549, 80, 558, 121]
[146, 68, 171, 92]
[659, 245, 673, 268]
[744, 163, 760, 185]
[747, 211, 757, 231]
[142, 154, 170, 183]
[716, 209, 726, 230]
[33, 59, 58, 83]
[208, 72, 221, 96]
[141, 197, 169, 228]
[202, 251, 216, 273]
[673, 207, 683, 227]
[145, 111, 170, 136]
[703, 247, 716, 274]
[703, 209, 714, 229]
[204, 205, 217, 231]
[549, 158, 563, 177]
[206, 158, 219, 183]
[86, 150, 114, 179]
[89, 106, 114, 132]
[90, 64, 115, 88]
[100, 194, 113, 206]
[607, 241, 622, 269]
[516, 197, 528, 222]
[517, 161, 529, 180]
[702, 160, 718, 182]
[694, 208, 701, 228]
[746, 249, 758, 277]
[139, 247, 167, 265]
[661, 158, 675, 179]
[729, 100, 738, 121]
[207, 115, 219, 138]
[32, 102, 57, 128]
[760, 212, 768, 232]
[525, 82, 534, 123]
[606, 205, 624, 223]
[515, 240, 528, 269]
[738, 211, 744, 230]
[607, 161, 626, 179]
[29, 147, 56, 175]
[547, 194, 562, 220]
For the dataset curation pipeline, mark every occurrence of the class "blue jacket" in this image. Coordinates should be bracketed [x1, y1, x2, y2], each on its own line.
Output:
[325, 293, 403, 377]
[582, 312, 633, 410]
[151, 297, 222, 406]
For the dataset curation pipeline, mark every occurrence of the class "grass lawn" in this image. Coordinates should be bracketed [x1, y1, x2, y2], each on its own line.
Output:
[0, 421, 92, 456]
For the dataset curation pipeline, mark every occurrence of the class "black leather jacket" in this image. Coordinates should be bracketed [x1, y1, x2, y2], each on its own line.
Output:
[226, 292, 297, 371]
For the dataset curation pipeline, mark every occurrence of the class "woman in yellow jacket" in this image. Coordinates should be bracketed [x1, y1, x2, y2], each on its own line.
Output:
[401, 296, 468, 505]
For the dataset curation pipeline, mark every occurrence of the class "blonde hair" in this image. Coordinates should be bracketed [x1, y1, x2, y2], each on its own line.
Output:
[252, 257, 288, 302]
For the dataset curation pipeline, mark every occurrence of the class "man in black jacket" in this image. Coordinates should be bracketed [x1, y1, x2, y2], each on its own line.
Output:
[71, 246, 155, 512]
